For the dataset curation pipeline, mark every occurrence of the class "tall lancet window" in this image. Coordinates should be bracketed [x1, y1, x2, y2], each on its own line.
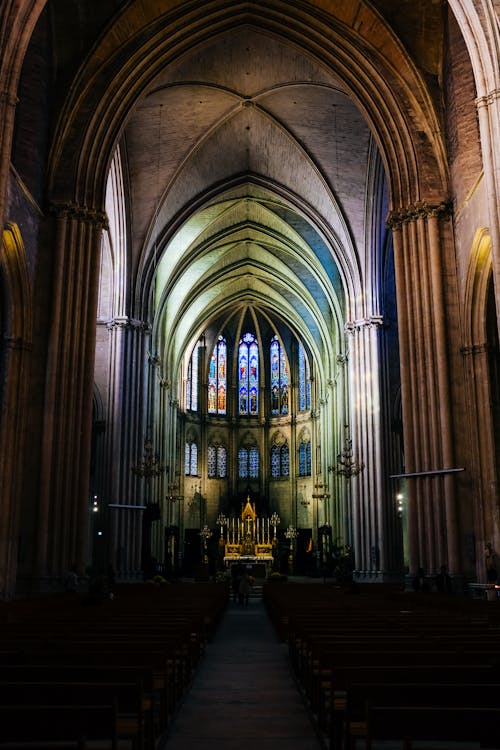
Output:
[270, 335, 289, 415]
[239, 333, 259, 415]
[298, 342, 311, 411]
[185, 440, 198, 476]
[208, 336, 227, 415]
[238, 446, 260, 478]
[186, 343, 199, 411]
[208, 444, 227, 478]
[299, 438, 312, 476]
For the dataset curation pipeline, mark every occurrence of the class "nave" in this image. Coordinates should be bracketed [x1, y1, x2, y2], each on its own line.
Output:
[163, 593, 322, 750]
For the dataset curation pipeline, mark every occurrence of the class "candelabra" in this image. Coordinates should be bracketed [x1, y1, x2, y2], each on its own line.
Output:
[131, 438, 165, 480]
[199, 524, 212, 565]
[270, 512, 280, 541]
[334, 424, 364, 548]
[216, 513, 228, 537]
[285, 525, 298, 574]
[285, 525, 298, 543]
[131, 437, 164, 572]
[335, 424, 364, 478]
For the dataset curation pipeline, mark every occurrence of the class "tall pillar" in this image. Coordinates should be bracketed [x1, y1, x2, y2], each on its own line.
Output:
[461, 342, 497, 580]
[0, 224, 32, 599]
[387, 202, 459, 577]
[35, 203, 106, 587]
[344, 316, 385, 579]
[101, 317, 151, 579]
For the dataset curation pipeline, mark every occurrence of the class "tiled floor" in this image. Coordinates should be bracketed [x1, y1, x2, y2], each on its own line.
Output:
[160, 596, 324, 749]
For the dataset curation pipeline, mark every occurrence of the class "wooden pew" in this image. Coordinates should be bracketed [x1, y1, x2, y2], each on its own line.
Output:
[0, 681, 150, 750]
[339, 682, 500, 750]
[0, 703, 122, 749]
[351, 704, 500, 750]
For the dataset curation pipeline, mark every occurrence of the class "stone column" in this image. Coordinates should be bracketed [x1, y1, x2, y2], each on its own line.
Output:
[387, 202, 459, 576]
[461, 342, 498, 580]
[0, 224, 32, 599]
[102, 317, 151, 579]
[35, 203, 106, 587]
[344, 316, 384, 578]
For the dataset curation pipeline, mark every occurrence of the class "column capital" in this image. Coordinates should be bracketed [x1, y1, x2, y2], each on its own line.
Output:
[475, 89, 500, 109]
[2, 335, 32, 351]
[345, 315, 384, 335]
[106, 316, 151, 333]
[148, 351, 161, 366]
[460, 342, 491, 356]
[50, 201, 109, 228]
[386, 200, 452, 229]
[0, 90, 19, 107]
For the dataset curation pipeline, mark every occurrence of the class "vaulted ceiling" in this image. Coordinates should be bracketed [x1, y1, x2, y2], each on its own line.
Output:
[45, 1, 446, 385]
[120, 22, 388, 383]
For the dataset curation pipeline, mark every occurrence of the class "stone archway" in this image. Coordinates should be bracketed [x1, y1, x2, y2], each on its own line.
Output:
[44, 1, 455, 582]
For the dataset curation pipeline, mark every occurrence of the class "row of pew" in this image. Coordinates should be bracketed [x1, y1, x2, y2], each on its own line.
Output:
[263, 583, 500, 749]
[0, 582, 228, 749]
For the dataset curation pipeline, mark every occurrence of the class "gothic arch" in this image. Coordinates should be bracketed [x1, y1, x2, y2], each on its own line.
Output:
[0, 1, 47, 231]
[462, 227, 499, 569]
[464, 227, 492, 348]
[47, 0, 448, 216]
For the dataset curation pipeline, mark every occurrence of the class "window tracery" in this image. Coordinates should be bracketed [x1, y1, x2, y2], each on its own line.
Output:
[208, 336, 226, 415]
[270, 335, 289, 415]
[239, 333, 259, 415]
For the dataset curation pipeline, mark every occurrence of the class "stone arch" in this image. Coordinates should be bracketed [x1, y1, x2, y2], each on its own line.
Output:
[462, 227, 499, 569]
[0, 1, 47, 232]
[448, 1, 500, 337]
[464, 227, 492, 348]
[47, 0, 448, 216]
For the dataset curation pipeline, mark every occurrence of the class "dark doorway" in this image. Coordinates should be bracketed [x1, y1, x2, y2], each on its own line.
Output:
[183, 528, 202, 575]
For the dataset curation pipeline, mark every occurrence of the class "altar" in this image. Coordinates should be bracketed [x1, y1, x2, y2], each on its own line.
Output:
[223, 497, 276, 571]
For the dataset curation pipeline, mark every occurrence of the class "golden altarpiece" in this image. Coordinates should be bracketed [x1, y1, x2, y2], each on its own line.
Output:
[223, 497, 275, 569]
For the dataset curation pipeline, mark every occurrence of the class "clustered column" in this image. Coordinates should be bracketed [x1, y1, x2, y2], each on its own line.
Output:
[388, 202, 458, 576]
[36, 203, 106, 585]
[344, 316, 385, 578]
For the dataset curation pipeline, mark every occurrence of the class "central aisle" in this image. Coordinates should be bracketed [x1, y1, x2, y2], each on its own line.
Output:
[162, 594, 324, 750]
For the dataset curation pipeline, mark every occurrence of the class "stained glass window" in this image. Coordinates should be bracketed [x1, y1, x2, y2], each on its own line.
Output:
[298, 342, 311, 411]
[299, 441, 312, 476]
[271, 444, 290, 477]
[271, 445, 280, 477]
[186, 343, 199, 411]
[282, 444, 290, 476]
[238, 448, 248, 478]
[208, 445, 217, 478]
[249, 446, 259, 478]
[238, 447, 260, 478]
[208, 444, 227, 478]
[239, 333, 259, 415]
[185, 441, 198, 475]
[208, 336, 226, 415]
[217, 445, 227, 478]
[270, 335, 289, 415]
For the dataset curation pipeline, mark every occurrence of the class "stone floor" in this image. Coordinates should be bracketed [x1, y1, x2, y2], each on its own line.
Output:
[160, 595, 325, 750]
